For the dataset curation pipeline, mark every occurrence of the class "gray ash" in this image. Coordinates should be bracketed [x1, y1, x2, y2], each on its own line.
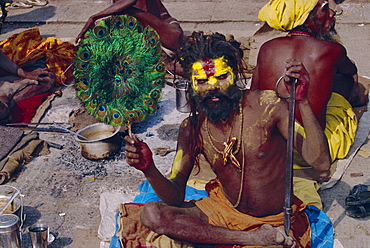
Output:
[55, 135, 127, 178]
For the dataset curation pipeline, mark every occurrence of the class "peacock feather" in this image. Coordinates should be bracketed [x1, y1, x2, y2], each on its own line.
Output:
[73, 15, 166, 126]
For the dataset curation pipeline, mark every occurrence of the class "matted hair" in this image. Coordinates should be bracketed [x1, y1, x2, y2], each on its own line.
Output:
[175, 31, 245, 169]
[177, 31, 244, 81]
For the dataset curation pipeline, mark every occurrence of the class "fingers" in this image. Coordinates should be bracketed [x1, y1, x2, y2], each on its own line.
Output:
[285, 59, 305, 77]
[124, 135, 140, 164]
[124, 134, 139, 146]
[275, 227, 296, 247]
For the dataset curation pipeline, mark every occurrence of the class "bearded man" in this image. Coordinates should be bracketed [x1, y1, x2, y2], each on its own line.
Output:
[252, 0, 367, 209]
[123, 32, 331, 247]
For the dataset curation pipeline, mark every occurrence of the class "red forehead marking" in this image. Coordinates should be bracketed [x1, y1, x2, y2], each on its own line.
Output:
[201, 58, 215, 77]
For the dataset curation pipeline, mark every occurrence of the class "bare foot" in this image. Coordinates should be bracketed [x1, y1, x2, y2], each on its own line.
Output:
[247, 224, 296, 247]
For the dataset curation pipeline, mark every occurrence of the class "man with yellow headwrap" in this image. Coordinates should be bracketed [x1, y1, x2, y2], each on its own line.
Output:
[252, 0, 367, 209]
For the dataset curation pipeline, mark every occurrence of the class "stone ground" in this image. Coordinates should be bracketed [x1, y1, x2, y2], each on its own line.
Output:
[0, 0, 369, 247]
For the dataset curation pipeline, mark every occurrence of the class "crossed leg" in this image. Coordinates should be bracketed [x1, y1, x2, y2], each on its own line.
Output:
[140, 201, 295, 247]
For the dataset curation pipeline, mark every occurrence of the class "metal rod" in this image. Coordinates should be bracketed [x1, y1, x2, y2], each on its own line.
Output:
[2, 126, 69, 132]
[284, 78, 297, 235]
[0, 122, 68, 126]
[52, 122, 90, 141]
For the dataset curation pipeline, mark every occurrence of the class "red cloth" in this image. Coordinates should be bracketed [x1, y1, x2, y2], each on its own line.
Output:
[10, 92, 53, 123]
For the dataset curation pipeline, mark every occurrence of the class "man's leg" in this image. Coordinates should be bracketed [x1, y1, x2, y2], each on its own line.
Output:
[140, 201, 295, 247]
[333, 74, 367, 107]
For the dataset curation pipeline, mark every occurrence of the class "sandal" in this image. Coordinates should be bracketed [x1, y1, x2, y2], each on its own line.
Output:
[346, 204, 370, 218]
[24, 0, 48, 6]
[10, 1, 33, 8]
[345, 184, 370, 206]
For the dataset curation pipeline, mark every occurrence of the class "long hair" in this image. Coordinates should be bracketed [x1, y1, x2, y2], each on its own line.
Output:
[175, 31, 245, 168]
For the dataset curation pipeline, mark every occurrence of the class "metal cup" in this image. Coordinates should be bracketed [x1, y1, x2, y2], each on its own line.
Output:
[175, 79, 191, 113]
[28, 224, 48, 248]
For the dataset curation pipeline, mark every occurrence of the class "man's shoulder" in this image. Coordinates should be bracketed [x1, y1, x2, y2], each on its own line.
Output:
[244, 89, 284, 106]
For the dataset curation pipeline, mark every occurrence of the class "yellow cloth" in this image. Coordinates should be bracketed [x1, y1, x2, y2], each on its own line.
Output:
[293, 92, 358, 169]
[0, 28, 76, 85]
[194, 179, 311, 248]
[258, 0, 319, 31]
[293, 177, 322, 209]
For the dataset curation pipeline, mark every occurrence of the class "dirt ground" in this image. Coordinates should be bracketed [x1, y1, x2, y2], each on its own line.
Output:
[0, 0, 369, 247]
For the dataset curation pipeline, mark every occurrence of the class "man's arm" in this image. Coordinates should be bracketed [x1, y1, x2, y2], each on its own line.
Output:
[0, 51, 54, 82]
[124, 119, 194, 206]
[278, 59, 331, 171]
[76, 0, 183, 52]
[76, 0, 138, 42]
[124, 7, 183, 51]
[0, 50, 20, 76]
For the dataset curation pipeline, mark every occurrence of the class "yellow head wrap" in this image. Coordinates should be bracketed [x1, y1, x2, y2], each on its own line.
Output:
[258, 0, 319, 31]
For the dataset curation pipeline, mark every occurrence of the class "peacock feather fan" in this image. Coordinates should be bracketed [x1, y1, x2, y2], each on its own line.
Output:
[73, 15, 166, 126]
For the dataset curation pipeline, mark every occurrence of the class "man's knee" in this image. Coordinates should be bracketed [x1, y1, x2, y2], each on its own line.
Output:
[140, 201, 167, 232]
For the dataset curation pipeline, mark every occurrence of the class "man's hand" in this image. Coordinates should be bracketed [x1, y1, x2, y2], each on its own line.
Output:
[76, 17, 96, 43]
[124, 134, 154, 171]
[18, 68, 55, 82]
[284, 59, 309, 101]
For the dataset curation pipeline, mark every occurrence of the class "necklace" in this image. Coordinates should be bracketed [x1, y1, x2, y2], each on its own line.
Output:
[286, 31, 312, 37]
[207, 122, 232, 144]
[205, 102, 243, 170]
[204, 100, 245, 208]
[232, 140, 245, 208]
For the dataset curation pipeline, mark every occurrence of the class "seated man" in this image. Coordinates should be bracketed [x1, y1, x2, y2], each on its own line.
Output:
[123, 32, 330, 247]
[252, 0, 367, 208]
[77, 0, 183, 59]
[0, 50, 55, 123]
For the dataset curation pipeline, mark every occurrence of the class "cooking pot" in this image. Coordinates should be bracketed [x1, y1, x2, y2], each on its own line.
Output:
[0, 186, 22, 218]
[75, 123, 121, 160]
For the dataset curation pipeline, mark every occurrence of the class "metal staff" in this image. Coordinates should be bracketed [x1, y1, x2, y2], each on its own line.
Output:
[284, 77, 297, 235]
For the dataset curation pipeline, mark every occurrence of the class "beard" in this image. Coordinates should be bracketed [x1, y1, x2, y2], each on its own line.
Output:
[193, 84, 241, 124]
[315, 18, 342, 43]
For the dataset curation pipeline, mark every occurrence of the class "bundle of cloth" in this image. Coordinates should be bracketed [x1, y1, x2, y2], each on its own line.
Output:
[0, 28, 75, 123]
[0, 28, 75, 183]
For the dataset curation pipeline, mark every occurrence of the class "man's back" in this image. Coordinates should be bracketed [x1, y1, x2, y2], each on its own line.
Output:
[251, 34, 353, 128]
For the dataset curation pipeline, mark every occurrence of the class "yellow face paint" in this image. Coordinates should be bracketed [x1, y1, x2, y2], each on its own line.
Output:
[191, 57, 235, 93]
[170, 149, 183, 179]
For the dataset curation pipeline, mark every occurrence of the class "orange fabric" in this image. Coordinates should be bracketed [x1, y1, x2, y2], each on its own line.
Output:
[116, 203, 152, 248]
[194, 179, 311, 248]
[0, 28, 76, 85]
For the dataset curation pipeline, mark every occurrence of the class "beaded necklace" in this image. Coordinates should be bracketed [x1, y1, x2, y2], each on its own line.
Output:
[204, 101, 245, 208]
[205, 102, 243, 171]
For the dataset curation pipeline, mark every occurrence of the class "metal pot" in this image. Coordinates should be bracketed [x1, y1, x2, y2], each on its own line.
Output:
[0, 214, 21, 248]
[174, 79, 191, 113]
[0, 186, 22, 218]
[75, 123, 121, 160]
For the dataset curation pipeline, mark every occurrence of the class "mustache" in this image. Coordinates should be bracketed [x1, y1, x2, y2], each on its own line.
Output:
[202, 90, 230, 102]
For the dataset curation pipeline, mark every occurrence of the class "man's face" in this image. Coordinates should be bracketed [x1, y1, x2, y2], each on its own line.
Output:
[191, 57, 235, 97]
[190, 57, 241, 123]
[312, 0, 336, 34]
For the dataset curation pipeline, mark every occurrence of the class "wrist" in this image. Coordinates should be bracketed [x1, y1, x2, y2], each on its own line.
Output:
[142, 161, 155, 174]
